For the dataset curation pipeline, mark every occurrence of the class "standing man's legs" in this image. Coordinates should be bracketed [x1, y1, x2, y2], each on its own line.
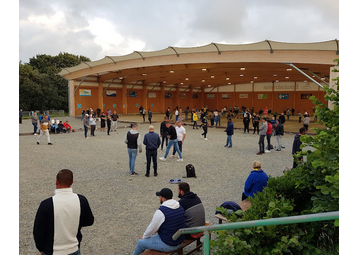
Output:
[266, 134, 271, 151]
[128, 148, 137, 174]
[32, 123, 38, 135]
[258, 135, 265, 153]
[84, 126, 88, 138]
[276, 135, 282, 150]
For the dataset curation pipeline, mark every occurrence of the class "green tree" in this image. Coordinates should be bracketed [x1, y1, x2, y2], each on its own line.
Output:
[19, 52, 91, 111]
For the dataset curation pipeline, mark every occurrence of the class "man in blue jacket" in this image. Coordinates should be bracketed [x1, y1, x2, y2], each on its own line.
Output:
[224, 118, 234, 148]
[143, 125, 161, 177]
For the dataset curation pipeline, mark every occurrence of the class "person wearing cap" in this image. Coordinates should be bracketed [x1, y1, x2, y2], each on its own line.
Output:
[242, 161, 269, 201]
[159, 122, 183, 162]
[132, 188, 185, 255]
[83, 114, 90, 139]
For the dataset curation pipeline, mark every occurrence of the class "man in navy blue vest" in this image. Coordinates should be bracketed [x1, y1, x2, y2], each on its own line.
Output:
[132, 188, 185, 255]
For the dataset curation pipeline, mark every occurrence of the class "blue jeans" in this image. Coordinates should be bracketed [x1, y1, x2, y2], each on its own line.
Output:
[128, 148, 138, 174]
[32, 122, 38, 134]
[226, 135, 232, 147]
[84, 125, 88, 138]
[132, 234, 182, 255]
[164, 139, 182, 159]
[172, 141, 182, 156]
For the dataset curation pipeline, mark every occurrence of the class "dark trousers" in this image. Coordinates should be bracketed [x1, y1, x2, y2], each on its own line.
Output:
[172, 141, 183, 156]
[161, 135, 168, 150]
[90, 125, 96, 136]
[201, 126, 208, 138]
[244, 123, 249, 133]
[266, 133, 272, 150]
[84, 126, 88, 138]
[253, 124, 259, 134]
[259, 135, 265, 153]
[304, 124, 309, 131]
[107, 124, 111, 135]
[146, 149, 158, 175]
[242, 192, 248, 201]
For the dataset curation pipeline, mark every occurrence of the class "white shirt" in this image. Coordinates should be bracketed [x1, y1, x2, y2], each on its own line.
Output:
[175, 126, 186, 142]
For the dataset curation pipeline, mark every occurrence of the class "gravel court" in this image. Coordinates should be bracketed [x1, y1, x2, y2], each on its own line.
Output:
[19, 118, 296, 255]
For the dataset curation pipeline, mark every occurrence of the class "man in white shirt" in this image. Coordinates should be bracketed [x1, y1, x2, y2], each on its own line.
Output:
[170, 120, 186, 159]
[132, 188, 185, 255]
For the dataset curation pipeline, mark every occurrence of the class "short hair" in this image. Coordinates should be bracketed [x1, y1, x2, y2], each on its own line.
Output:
[252, 160, 261, 169]
[178, 182, 190, 193]
[299, 127, 306, 134]
[132, 123, 138, 128]
[56, 169, 73, 187]
[149, 125, 154, 130]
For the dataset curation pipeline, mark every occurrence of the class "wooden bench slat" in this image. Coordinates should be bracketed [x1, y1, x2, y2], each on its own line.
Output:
[141, 237, 202, 255]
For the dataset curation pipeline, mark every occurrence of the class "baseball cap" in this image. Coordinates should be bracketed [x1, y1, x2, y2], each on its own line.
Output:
[156, 188, 173, 199]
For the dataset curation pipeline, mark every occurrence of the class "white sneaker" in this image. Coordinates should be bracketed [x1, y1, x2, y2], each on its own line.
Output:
[204, 138, 208, 140]
[177, 158, 183, 162]
[34, 133, 37, 135]
[159, 157, 166, 161]
[265, 150, 271, 153]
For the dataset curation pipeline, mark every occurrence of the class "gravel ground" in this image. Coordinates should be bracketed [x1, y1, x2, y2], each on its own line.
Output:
[19, 116, 298, 255]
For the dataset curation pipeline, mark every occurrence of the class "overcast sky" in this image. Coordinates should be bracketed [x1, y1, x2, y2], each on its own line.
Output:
[18, 0, 339, 63]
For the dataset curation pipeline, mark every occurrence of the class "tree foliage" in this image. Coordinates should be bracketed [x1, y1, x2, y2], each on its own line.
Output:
[19, 52, 90, 111]
[211, 60, 339, 255]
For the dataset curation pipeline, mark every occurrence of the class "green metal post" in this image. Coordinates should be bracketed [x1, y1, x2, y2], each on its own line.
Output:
[203, 230, 210, 255]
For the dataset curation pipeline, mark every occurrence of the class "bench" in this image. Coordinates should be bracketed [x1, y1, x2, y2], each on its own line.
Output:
[215, 199, 252, 224]
[141, 234, 203, 255]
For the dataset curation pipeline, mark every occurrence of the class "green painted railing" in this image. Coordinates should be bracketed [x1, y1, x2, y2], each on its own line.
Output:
[172, 211, 339, 255]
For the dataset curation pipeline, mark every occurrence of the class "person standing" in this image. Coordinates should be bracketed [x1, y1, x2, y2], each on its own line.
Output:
[303, 114, 310, 132]
[31, 111, 39, 135]
[19, 109, 23, 124]
[292, 127, 307, 168]
[243, 113, 250, 134]
[143, 125, 161, 177]
[160, 116, 169, 151]
[132, 188, 185, 255]
[298, 112, 303, 123]
[265, 118, 273, 152]
[177, 182, 205, 239]
[184, 107, 189, 120]
[175, 107, 179, 121]
[275, 119, 284, 151]
[142, 108, 146, 122]
[252, 113, 260, 134]
[36, 115, 52, 145]
[111, 111, 119, 131]
[256, 118, 267, 155]
[224, 118, 234, 148]
[278, 113, 286, 126]
[192, 111, 198, 129]
[100, 112, 106, 132]
[124, 123, 142, 176]
[200, 116, 208, 140]
[148, 109, 152, 124]
[286, 108, 291, 120]
[159, 122, 183, 162]
[33, 169, 94, 255]
[89, 114, 97, 136]
[170, 120, 186, 158]
[106, 115, 111, 135]
[83, 114, 90, 139]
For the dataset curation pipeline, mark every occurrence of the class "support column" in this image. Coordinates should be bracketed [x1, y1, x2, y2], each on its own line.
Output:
[122, 84, 128, 115]
[98, 82, 103, 112]
[68, 80, 75, 117]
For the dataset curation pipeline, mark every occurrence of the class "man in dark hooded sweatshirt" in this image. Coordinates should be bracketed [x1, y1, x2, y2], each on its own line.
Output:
[178, 182, 205, 239]
[292, 127, 307, 168]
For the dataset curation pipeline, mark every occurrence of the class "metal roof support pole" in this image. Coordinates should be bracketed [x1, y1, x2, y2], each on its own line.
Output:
[169, 47, 179, 57]
[265, 40, 274, 54]
[73, 76, 87, 95]
[102, 78, 119, 96]
[211, 43, 221, 55]
[179, 85, 192, 97]
[126, 80, 141, 96]
[147, 82, 161, 97]
[167, 83, 177, 92]
[284, 63, 324, 89]
[304, 69, 330, 87]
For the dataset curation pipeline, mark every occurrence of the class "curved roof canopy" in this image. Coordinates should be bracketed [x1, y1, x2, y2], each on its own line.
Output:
[59, 39, 339, 90]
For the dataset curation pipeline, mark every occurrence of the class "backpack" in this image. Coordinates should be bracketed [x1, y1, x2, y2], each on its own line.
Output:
[185, 164, 196, 178]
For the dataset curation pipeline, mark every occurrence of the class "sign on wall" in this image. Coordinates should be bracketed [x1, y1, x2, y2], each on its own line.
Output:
[192, 93, 198, 98]
[106, 90, 117, 97]
[239, 94, 248, 98]
[165, 93, 172, 98]
[207, 94, 215, 99]
[258, 94, 268, 99]
[79, 89, 91, 96]
[148, 93, 156, 98]
[278, 94, 289, 99]
[301, 94, 313, 99]
[129, 91, 138, 97]
[222, 94, 230, 99]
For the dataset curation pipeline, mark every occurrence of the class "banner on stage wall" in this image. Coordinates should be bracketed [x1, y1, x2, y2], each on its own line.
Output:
[79, 89, 91, 96]
[222, 94, 230, 99]
[258, 94, 268, 99]
[129, 91, 138, 97]
[106, 90, 117, 97]
[239, 94, 248, 98]
[179, 93, 186, 99]
[165, 93, 172, 98]
[301, 94, 313, 99]
[148, 93, 156, 98]
[207, 94, 215, 99]
[278, 94, 289, 99]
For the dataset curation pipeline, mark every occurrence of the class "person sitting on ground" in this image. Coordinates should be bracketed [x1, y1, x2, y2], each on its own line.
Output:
[132, 188, 185, 255]
[242, 160, 269, 201]
[178, 182, 205, 239]
[63, 121, 72, 132]
[58, 121, 65, 133]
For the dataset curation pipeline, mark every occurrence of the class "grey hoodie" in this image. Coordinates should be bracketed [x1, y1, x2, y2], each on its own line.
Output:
[124, 129, 142, 151]
[259, 122, 268, 135]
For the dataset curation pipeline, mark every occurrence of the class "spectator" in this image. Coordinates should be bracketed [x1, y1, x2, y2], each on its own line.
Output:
[243, 113, 250, 134]
[292, 127, 307, 168]
[170, 120, 186, 158]
[148, 109, 152, 124]
[89, 114, 97, 136]
[242, 161, 269, 200]
[278, 113, 286, 125]
[143, 125, 161, 177]
[132, 188, 185, 255]
[111, 110, 119, 131]
[63, 121, 72, 133]
[275, 119, 284, 151]
[58, 121, 65, 133]
[100, 112, 106, 132]
[19, 109, 23, 124]
[124, 123, 142, 176]
[224, 118, 234, 148]
[160, 116, 169, 151]
[265, 119, 273, 152]
[83, 114, 89, 139]
[252, 113, 260, 134]
[178, 182, 205, 239]
[192, 111, 198, 129]
[33, 169, 94, 255]
[303, 114, 310, 132]
[175, 107, 179, 121]
[200, 116, 208, 140]
[142, 108, 146, 122]
[106, 115, 111, 135]
[298, 111, 303, 123]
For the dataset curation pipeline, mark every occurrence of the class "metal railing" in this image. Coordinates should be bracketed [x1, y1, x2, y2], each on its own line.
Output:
[172, 211, 339, 255]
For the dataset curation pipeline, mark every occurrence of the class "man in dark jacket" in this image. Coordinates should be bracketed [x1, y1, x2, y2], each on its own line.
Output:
[178, 182, 205, 239]
[160, 116, 169, 151]
[33, 169, 94, 255]
[275, 119, 284, 151]
[143, 125, 161, 177]
[159, 122, 183, 162]
[292, 127, 306, 168]
[224, 118, 234, 148]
